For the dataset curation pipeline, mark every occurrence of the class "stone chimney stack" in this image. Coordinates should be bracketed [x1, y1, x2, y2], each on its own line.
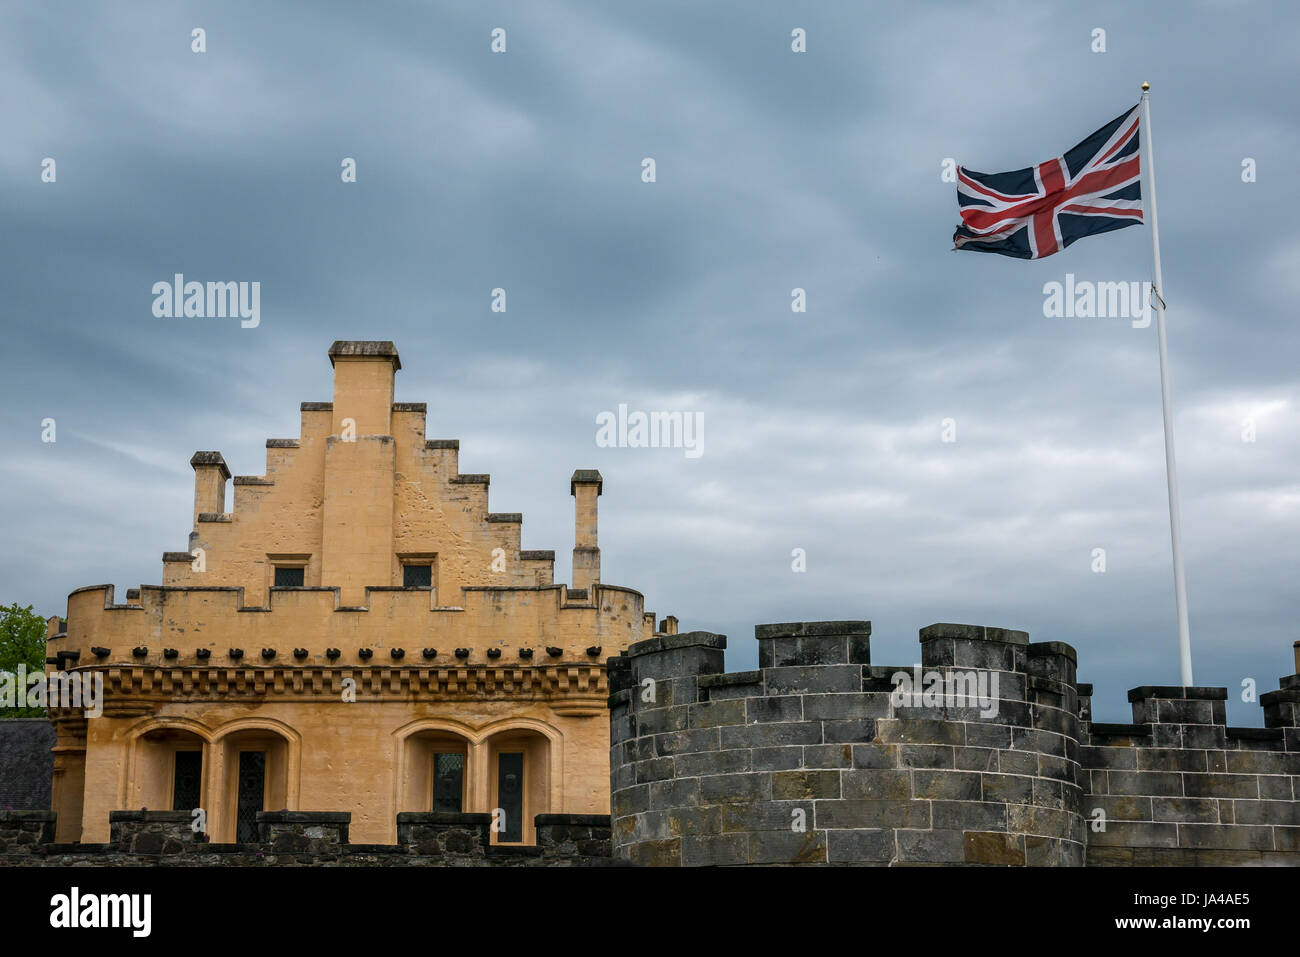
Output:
[322, 341, 401, 605]
[570, 470, 602, 592]
[328, 340, 400, 437]
[190, 451, 231, 524]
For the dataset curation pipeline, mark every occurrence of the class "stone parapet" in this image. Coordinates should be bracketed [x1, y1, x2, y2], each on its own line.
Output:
[2, 812, 615, 867]
[608, 619, 1300, 867]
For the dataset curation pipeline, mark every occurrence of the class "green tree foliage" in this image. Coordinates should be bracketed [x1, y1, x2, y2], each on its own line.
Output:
[1, 602, 50, 718]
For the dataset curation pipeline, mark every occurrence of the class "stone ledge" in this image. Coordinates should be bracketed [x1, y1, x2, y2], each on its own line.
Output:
[1261, 689, 1300, 704]
[1128, 686, 1228, 702]
[257, 811, 350, 849]
[0, 810, 57, 823]
[328, 340, 401, 369]
[627, 631, 727, 658]
[755, 621, 871, 640]
[570, 469, 603, 495]
[1027, 641, 1078, 664]
[188, 451, 230, 478]
[919, 623, 1030, 645]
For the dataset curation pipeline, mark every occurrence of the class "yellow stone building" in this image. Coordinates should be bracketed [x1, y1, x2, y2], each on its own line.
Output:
[45, 341, 676, 845]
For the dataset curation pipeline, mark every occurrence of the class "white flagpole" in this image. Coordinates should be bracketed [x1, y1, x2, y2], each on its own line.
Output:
[1141, 81, 1194, 686]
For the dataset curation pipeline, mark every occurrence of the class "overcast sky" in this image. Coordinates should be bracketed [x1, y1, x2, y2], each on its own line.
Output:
[2, 0, 1296, 723]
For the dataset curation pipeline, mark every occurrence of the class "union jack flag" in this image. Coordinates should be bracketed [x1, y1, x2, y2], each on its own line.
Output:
[953, 104, 1143, 259]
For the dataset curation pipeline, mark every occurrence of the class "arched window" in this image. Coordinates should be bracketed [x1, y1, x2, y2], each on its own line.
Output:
[216, 728, 291, 843]
[130, 727, 209, 815]
[399, 728, 471, 814]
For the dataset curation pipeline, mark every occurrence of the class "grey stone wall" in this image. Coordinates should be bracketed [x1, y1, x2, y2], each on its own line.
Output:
[0, 810, 616, 867]
[0, 811, 55, 853]
[607, 621, 1300, 866]
[1080, 682, 1300, 864]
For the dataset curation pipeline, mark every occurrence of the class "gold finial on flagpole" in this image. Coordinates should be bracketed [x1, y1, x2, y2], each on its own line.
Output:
[1141, 82, 1150, 91]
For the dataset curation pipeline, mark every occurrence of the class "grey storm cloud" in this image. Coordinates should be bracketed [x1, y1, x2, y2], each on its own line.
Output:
[1, 0, 1297, 724]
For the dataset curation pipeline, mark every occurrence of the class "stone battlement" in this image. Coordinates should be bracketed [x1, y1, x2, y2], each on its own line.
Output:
[51, 581, 647, 670]
[606, 621, 1300, 866]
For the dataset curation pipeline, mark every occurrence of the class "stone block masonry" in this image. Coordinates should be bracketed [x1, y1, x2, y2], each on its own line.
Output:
[0, 811, 616, 867]
[607, 621, 1300, 866]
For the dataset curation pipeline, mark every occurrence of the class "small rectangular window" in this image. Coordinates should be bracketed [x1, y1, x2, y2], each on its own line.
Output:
[433, 753, 464, 813]
[403, 563, 432, 588]
[172, 751, 202, 812]
[497, 752, 524, 842]
[236, 750, 266, 843]
[274, 566, 304, 587]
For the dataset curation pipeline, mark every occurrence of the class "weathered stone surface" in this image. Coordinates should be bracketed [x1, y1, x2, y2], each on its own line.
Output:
[608, 618, 1300, 867]
[8, 811, 616, 867]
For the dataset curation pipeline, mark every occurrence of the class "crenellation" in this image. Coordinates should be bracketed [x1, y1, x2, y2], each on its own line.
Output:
[608, 617, 1299, 866]
[33, 338, 1288, 866]
[416, 439, 462, 481]
[519, 550, 555, 587]
[697, 670, 764, 702]
[1262, 683, 1300, 729]
[756, 620, 871, 668]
